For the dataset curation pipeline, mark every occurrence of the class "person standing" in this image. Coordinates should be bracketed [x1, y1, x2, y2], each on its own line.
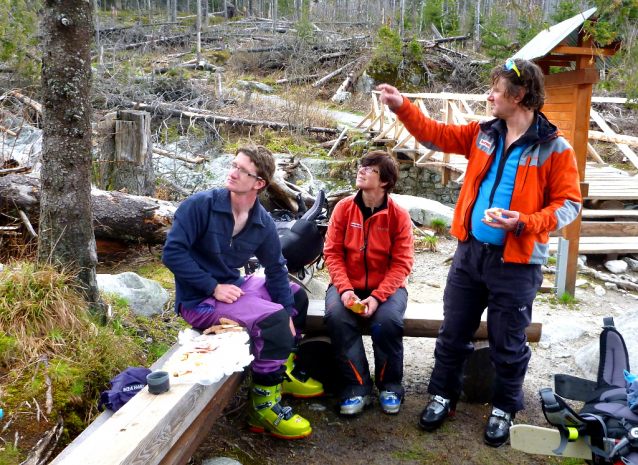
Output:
[162, 145, 322, 440]
[378, 58, 581, 446]
[323, 150, 414, 416]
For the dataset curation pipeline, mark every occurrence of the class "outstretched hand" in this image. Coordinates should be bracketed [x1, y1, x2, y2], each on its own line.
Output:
[377, 84, 404, 110]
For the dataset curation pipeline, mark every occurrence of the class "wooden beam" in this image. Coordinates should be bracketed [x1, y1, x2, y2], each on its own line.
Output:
[551, 45, 616, 56]
[305, 301, 542, 342]
[551, 221, 638, 237]
[544, 69, 599, 88]
[590, 111, 638, 168]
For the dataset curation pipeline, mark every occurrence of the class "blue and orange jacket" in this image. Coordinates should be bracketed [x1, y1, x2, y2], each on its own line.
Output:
[393, 96, 582, 264]
[324, 191, 414, 302]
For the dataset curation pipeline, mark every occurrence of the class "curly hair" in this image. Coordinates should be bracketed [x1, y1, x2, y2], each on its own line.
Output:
[490, 58, 546, 111]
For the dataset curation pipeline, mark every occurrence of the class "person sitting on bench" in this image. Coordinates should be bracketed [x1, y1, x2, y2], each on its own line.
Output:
[162, 145, 322, 440]
[323, 150, 414, 416]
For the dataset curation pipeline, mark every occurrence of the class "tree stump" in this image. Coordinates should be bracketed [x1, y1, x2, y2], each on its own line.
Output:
[103, 110, 155, 196]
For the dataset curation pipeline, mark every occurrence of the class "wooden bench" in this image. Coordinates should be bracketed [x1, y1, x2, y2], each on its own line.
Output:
[51, 300, 542, 464]
[304, 300, 543, 342]
[51, 344, 243, 465]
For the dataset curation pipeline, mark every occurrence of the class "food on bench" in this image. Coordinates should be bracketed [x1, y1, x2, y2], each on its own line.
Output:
[219, 318, 239, 326]
[172, 370, 193, 377]
[203, 324, 244, 335]
[484, 207, 503, 223]
[346, 299, 367, 314]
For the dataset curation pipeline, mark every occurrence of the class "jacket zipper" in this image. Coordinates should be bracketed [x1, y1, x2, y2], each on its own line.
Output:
[361, 217, 373, 289]
[487, 142, 516, 207]
[463, 157, 491, 236]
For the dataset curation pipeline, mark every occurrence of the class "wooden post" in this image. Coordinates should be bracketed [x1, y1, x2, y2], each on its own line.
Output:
[442, 100, 453, 184]
[543, 68, 598, 296]
[108, 110, 155, 197]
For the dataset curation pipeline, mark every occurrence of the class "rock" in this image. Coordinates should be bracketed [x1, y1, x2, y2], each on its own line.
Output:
[389, 194, 454, 227]
[605, 259, 628, 274]
[594, 285, 606, 296]
[332, 92, 351, 103]
[540, 318, 587, 343]
[356, 71, 375, 94]
[408, 74, 422, 86]
[578, 254, 587, 265]
[309, 403, 327, 412]
[202, 458, 242, 465]
[575, 279, 588, 287]
[622, 257, 638, 271]
[538, 341, 551, 349]
[349, 140, 371, 150]
[575, 308, 638, 380]
[305, 278, 327, 301]
[97, 272, 169, 317]
[0, 263, 4, 273]
[605, 282, 619, 290]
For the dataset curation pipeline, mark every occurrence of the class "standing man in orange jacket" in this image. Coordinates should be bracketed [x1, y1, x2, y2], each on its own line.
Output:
[379, 58, 581, 446]
[323, 150, 414, 416]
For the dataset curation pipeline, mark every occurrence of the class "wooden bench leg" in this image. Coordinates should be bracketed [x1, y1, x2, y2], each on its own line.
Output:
[462, 340, 495, 404]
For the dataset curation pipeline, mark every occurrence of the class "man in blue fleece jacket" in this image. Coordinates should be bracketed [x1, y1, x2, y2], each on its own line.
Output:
[162, 145, 321, 439]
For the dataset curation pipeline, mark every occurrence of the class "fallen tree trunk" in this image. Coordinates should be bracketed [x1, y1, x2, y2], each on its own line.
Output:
[5, 90, 43, 114]
[153, 147, 207, 164]
[312, 59, 358, 88]
[152, 60, 223, 74]
[122, 33, 223, 51]
[276, 74, 320, 84]
[124, 100, 339, 134]
[0, 174, 177, 245]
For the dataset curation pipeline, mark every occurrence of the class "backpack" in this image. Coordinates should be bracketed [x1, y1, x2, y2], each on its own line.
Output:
[273, 190, 327, 275]
[539, 317, 638, 464]
[98, 367, 152, 412]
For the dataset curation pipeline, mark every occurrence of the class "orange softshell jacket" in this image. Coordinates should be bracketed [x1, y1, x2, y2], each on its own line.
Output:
[324, 193, 414, 302]
[393, 96, 582, 264]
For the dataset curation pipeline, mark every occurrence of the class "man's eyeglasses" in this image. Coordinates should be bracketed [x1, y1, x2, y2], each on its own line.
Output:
[504, 58, 521, 78]
[227, 161, 263, 180]
[358, 166, 379, 174]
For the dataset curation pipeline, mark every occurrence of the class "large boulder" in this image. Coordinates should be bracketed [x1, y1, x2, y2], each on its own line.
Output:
[389, 194, 454, 227]
[540, 317, 588, 343]
[574, 308, 638, 380]
[97, 272, 169, 317]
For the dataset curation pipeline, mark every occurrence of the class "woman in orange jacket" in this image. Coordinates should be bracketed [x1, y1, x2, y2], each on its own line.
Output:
[323, 150, 414, 416]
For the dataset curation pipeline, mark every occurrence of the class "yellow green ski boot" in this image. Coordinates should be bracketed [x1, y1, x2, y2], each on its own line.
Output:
[281, 353, 324, 398]
[247, 382, 312, 439]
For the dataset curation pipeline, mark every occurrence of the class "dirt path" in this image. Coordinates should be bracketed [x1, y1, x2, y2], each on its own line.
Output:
[191, 237, 638, 465]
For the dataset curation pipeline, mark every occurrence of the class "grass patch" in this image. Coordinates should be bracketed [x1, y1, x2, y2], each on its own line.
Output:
[558, 292, 578, 304]
[547, 256, 557, 265]
[416, 235, 438, 252]
[430, 218, 448, 235]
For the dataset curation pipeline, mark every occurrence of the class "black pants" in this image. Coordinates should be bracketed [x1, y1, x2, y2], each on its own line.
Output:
[428, 237, 542, 413]
[324, 284, 408, 401]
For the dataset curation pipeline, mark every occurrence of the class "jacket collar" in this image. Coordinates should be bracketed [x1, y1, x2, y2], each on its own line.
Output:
[479, 110, 558, 146]
[354, 189, 389, 215]
[211, 188, 266, 227]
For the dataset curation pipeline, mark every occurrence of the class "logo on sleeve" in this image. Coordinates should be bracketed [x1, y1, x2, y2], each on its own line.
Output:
[350, 222, 362, 229]
[479, 139, 492, 149]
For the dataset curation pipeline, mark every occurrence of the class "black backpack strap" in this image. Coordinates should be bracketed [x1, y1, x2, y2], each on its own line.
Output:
[598, 323, 631, 388]
[540, 387, 587, 455]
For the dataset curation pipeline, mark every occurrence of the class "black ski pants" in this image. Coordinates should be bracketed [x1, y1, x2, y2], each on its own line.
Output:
[427, 236, 542, 414]
[324, 284, 408, 402]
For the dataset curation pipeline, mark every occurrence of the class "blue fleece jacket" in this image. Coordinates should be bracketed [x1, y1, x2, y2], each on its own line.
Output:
[162, 188, 294, 315]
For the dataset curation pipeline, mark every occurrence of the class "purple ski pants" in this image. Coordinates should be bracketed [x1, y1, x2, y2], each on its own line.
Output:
[180, 275, 301, 377]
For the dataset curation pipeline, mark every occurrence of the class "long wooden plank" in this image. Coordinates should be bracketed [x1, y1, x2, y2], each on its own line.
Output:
[158, 372, 243, 465]
[551, 221, 638, 237]
[582, 209, 638, 218]
[549, 237, 638, 254]
[305, 300, 542, 342]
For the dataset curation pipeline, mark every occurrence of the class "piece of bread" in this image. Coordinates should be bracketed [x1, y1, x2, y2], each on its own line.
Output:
[484, 207, 503, 223]
[219, 318, 239, 326]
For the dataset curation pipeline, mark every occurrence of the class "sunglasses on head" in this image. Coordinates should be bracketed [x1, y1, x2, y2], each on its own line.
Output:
[504, 58, 521, 78]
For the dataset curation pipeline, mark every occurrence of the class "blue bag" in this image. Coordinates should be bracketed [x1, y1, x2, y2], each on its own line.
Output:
[98, 367, 152, 412]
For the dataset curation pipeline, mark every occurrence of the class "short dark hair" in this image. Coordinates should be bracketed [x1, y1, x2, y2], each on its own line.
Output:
[490, 58, 546, 111]
[361, 150, 399, 192]
[235, 145, 275, 194]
